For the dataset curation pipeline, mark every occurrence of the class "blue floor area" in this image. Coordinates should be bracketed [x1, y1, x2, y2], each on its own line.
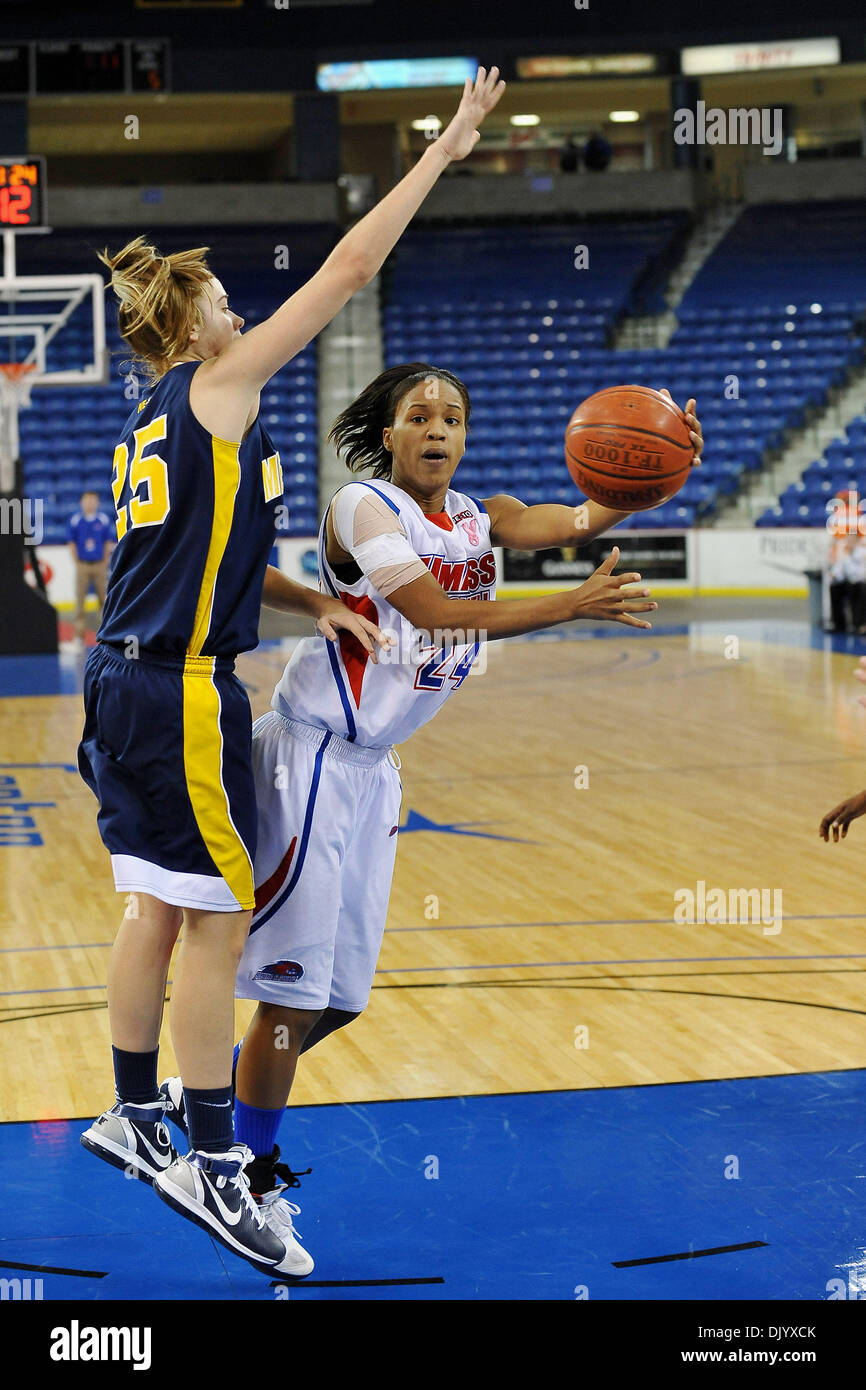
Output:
[0, 645, 279, 699]
[1, 622, 865, 699]
[2, 1071, 863, 1301]
[0, 651, 91, 698]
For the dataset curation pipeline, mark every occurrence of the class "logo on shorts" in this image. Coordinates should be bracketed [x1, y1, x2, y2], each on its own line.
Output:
[252, 959, 305, 984]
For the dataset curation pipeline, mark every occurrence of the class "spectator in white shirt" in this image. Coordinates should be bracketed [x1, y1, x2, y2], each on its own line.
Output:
[827, 533, 866, 634]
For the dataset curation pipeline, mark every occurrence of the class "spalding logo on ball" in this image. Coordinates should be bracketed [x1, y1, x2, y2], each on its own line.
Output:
[565, 385, 694, 511]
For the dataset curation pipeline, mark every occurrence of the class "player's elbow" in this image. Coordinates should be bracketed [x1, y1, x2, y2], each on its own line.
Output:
[331, 248, 373, 292]
[388, 574, 453, 635]
[347, 254, 375, 290]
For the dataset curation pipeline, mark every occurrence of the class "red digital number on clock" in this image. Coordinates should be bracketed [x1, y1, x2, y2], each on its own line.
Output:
[0, 186, 33, 224]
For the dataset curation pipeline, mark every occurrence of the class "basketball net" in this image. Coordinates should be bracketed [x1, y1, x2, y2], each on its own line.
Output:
[0, 362, 36, 494]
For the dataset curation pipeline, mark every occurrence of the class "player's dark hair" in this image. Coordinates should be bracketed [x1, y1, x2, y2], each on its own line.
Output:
[98, 235, 214, 384]
[328, 362, 471, 479]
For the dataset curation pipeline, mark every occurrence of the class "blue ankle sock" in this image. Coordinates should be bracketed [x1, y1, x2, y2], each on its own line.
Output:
[112, 1046, 159, 1105]
[184, 1085, 234, 1154]
[234, 1097, 283, 1159]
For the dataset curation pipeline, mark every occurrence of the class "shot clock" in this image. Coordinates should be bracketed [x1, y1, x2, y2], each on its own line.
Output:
[0, 158, 46, 229]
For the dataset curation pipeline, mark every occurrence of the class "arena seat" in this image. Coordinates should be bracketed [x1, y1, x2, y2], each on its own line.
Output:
[383, 207, 866, 529]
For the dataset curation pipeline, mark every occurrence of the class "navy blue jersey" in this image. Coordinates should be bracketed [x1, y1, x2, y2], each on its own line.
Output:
[99, 360, 284, 658]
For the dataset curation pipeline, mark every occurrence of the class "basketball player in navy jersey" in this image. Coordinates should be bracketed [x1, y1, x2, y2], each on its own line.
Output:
[158, 362, 702, 1272]
[78, 67, 506, 1280]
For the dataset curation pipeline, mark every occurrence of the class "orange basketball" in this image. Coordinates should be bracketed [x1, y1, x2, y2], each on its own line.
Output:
[565, 385, 694, 511]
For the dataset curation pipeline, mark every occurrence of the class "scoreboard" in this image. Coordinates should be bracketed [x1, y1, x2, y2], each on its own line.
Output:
[0, 39, 170, 95]
[0, 158, 46, 229]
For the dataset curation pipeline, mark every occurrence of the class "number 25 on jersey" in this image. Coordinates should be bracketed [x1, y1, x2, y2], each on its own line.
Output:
[111, 415, 171, 541]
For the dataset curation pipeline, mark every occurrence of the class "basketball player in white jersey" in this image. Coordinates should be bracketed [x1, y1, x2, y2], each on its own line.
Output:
[160, 363, 703, 1272]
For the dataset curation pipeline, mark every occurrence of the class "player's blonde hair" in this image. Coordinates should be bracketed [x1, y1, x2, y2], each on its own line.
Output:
[98, 235, 214, 384]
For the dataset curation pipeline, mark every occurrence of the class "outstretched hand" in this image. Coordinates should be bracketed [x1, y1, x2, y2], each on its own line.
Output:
[438, 66, 506, 162]
[570, 546, 658, 629]
[819, 791, 866, 842]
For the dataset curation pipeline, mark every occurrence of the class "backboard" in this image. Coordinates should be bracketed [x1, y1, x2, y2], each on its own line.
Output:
[0, 157, 107, 490]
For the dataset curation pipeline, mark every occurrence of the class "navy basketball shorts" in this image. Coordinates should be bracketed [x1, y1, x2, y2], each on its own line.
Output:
[236, 711, 402, 1013]
[78, 641, 256, 912]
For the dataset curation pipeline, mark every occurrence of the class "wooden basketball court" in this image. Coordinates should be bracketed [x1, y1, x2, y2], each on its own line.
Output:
[3, 601, 865, 1123]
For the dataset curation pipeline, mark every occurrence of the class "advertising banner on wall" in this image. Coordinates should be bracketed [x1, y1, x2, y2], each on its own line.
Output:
[504, 534, 688, 584]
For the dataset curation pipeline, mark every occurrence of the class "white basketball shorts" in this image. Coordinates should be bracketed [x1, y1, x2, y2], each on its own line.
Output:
[235, 710, 402, 1012]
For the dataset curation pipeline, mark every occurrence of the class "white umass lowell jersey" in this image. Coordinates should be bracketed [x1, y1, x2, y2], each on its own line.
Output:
[274, 478, 496, 747]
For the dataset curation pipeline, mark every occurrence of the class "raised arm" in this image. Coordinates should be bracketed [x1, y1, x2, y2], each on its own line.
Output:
[197, 67, 505, 405]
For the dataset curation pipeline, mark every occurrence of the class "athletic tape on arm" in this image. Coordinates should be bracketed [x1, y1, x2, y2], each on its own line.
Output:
[332, 487, 429, 597]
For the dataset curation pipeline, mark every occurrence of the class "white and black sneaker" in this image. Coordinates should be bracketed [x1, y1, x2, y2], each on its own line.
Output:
[153, 1144, 302, 1278]
[80, 1099, 178, 1185]
[247, 1146, 314, 1278]
[157, 1076, 187, 1138]
[258, 1187, 314, 1277]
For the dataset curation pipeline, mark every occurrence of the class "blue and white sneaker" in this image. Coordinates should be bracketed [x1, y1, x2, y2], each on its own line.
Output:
[153, 1143, 303, 1278]
[157, 1076, 187, 1138]
[80, 1099, 178, 1185]
[158, 1049, 242, 1139]
[157, 1082, 314, 1277]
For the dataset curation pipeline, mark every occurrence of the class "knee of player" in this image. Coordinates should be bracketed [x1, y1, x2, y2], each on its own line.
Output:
[299, 1005, 362, 1053]
[329, 1007, 362, 1030]
[123, 892, 182, 939]
[256, 1002, 323, 1054]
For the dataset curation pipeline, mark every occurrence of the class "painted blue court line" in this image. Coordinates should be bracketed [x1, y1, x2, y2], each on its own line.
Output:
[373, 953, 866, 974]
[0, 941, 115, 954]
[1, 984, 109, 996]
[387, 912, 866, 933]
[3, 912, 866, 956]
[0, 763, 78, 772]
[4, 952, 866, 998]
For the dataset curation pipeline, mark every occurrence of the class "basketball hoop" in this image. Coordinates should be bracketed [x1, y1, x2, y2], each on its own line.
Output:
[0, 362, 37, 493]
[0, 360, 37, 410]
